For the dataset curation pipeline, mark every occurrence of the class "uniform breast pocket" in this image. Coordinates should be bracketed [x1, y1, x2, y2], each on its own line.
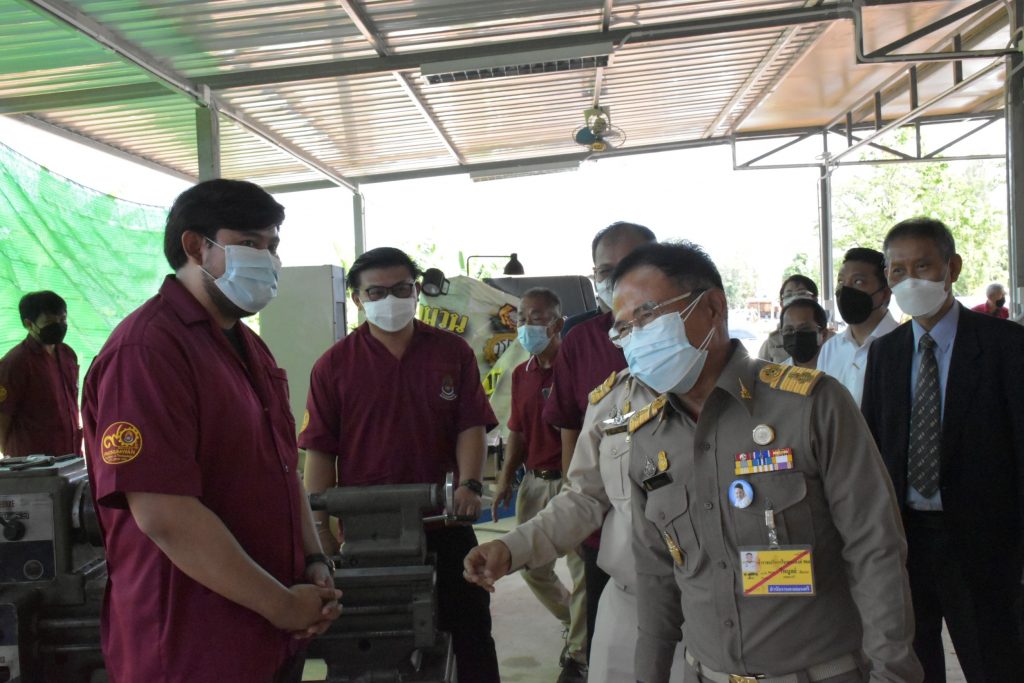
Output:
[600, 438, 631, 502]
[645, 486, 704, 577]
[266, 368, 295, 428]
[732, 471, 814, 547]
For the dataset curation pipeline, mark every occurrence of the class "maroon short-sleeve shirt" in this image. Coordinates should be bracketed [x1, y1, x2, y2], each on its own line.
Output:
[299, 321, 497, 486]
[81, 276, 305, 683]
[507, 357, 562, 471]
[0, 336, 81, 457]
[542, 311, 626, 431]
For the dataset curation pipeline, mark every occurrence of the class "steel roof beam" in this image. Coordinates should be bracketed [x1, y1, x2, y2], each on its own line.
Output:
[262, 135, 733, 191]
[828, 58, 1004, 164]
[0, 3, 853, 111]
[17, 0, 358, 192]
[336, 0, 465, 165]
[200, 4, 847, 90]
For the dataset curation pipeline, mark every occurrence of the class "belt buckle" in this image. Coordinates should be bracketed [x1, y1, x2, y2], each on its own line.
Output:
[728, 676, 761, 683]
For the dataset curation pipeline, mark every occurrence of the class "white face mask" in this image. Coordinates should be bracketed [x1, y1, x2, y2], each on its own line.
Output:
[595, 278, 613, 309]
[362, 293, 418, 332]
[891, 275, 949, 318]
[203, 240, 281, 314]
[620, 293, 714, 395]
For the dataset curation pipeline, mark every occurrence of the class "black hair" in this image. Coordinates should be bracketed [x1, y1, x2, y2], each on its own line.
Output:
[842, 247, 886, 288]
[164, 179, 285, 270]
[883, 217, 956, 261]
[520, 287, 561, 315]
[610, 241, 724, 293]
[591, 221, 657, 261]
[780, 298, 828, 330]
[779, 274, 818, 300]
[346, 247, 423, 290]
[19, 291, 67, 324]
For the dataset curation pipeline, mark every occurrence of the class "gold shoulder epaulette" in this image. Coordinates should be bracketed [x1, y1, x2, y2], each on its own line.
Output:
[757, 363, 823, 397]
[589, 370, 618, 405]
[628, 394, 668, 433]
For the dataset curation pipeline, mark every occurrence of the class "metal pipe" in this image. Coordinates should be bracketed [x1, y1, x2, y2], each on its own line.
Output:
[36, 617, 101, 633]
[818, 165, 834, 304]
[353, 192, 367, 259]
[1006, 0, 1024, 318]
[829, 59, 1004, 164]
[851, 0, 1015, 63]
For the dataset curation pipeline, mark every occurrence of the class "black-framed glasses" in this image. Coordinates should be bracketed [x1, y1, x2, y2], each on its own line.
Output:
[608, 289, 704, 347]
[361, 282, 416, 301]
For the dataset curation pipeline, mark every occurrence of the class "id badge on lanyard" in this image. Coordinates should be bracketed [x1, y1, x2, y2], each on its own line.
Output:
[739, 506, 814, 597]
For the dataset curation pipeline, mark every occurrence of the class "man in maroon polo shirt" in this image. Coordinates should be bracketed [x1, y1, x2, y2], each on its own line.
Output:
[491, 287, 587, 677]
[82, 179, 340, 683]
[0, 290, 81, 458]
[301, 246, 500, 682]
[543, 221, 656, 664]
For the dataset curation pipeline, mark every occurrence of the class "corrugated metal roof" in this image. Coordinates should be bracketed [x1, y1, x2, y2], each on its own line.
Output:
[0, 0, 1012, 189]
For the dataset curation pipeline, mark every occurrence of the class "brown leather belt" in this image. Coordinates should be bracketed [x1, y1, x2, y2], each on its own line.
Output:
[531, 468, 562, 481]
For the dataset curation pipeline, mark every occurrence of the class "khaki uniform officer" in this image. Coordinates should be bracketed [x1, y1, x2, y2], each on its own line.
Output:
[494, 369, 686, 683]
[608, 241, 920, 683]
[466, 369, 671, 682]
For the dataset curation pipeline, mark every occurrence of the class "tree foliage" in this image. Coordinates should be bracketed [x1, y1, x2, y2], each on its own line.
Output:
[720, 263, 758, 308]
[832, 156, 1007, 296]
[782, 252, 819, 283]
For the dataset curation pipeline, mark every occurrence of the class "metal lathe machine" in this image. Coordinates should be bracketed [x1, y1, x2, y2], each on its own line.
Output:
[0, 455, 460, 683]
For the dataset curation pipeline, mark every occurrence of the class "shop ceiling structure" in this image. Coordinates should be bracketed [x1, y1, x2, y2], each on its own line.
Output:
[1, 0, 1022, 305]
[0, 0, 1015, 187]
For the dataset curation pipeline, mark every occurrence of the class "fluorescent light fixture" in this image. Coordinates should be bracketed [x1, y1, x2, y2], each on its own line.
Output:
[469, 159, 581, 182]
[422, 41, 613, 84]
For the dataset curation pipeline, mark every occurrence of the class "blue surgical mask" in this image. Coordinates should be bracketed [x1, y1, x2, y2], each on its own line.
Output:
[203, 239, 281, 313]
[621, 293, 714, 395]
[518, 324, 552, 356]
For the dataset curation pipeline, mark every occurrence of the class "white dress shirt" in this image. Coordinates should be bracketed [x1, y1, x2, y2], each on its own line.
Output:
[816, 311, 899, 405]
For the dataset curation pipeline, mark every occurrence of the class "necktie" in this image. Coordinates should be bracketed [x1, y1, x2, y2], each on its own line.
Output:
[908, 333, 941, 498]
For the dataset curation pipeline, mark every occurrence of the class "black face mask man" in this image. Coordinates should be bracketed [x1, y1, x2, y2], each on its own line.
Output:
[836, 285, 885, 325]
[34, 321, 68, 346]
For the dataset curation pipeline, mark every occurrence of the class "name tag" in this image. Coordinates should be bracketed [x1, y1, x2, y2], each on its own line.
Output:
[642, 471, 672, 491]
[739, 546, 815, 596]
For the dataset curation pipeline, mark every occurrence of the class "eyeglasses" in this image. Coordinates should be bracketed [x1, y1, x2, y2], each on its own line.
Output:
[514, 312, 560, 327]
[608, 290, 703, 347]
[780, 324, 822, 335]
[361, 282, 416, 301]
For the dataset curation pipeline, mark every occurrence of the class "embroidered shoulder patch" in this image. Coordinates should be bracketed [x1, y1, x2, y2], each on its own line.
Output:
[100, 422, 143, 465]
[757, 364, 823, 397]
[588, 371, 618, 405]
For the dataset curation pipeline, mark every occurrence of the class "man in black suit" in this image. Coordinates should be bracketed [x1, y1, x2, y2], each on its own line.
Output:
[862, 217, 1024, 682]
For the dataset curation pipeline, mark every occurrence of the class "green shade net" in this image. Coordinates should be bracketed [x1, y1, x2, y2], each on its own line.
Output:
[0, 141, 170, 376]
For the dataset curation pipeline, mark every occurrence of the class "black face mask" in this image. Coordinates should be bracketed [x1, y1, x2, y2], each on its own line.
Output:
[996, 297, 1006, 309]
[36, 321, 68, 346]
[782, 330, 820, 364]
[836, 286, 879, 325]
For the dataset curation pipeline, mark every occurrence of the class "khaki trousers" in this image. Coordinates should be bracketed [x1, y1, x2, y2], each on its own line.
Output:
[514, 472, 587, 659]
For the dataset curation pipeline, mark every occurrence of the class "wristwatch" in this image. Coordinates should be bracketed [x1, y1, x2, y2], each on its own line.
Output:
[459, 478, 484, 495]
[304, 553, 336, 573]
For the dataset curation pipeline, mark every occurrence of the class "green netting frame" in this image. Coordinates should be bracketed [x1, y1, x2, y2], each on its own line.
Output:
[0, 141, 170, 380]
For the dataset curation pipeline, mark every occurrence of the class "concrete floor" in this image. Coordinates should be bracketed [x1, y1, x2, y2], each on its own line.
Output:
[304, 513, 966, 682]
